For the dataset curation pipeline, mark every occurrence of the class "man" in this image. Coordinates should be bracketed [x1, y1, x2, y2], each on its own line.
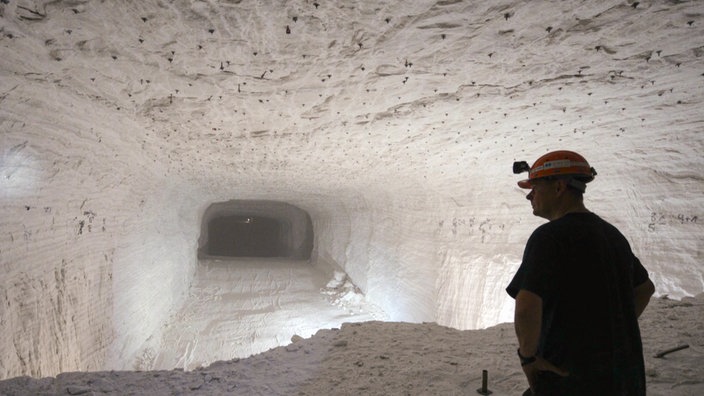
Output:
[507, 150, 655, 395]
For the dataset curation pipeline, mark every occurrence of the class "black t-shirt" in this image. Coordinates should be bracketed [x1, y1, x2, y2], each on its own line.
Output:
[507, 212, 649, 394]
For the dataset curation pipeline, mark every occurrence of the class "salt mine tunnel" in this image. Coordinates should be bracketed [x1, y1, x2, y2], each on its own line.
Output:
[1, 0, 703, 380]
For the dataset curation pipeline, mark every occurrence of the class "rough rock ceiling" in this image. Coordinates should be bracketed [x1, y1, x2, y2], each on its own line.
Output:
[4, 0, 702, 194]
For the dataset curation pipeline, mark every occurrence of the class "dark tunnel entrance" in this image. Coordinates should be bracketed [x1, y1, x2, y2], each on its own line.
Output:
[207, 215, 283, 257]
[198, 200, 314, 260]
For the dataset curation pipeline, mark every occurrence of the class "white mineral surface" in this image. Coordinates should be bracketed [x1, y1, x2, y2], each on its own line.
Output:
[0, 0, 702, 394]
[0, 294, 702, 395]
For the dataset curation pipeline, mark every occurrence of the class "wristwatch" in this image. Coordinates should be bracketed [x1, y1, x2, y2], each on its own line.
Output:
[517, 348, 537, 366]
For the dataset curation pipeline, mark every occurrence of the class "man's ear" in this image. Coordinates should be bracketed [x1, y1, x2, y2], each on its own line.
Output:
[554, 178, 569, 195]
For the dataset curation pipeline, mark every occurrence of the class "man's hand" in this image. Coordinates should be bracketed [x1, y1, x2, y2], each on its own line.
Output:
[521, 357, 569, 393]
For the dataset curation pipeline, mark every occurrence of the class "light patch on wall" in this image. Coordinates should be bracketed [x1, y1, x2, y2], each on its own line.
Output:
[0, 141, 41, 197]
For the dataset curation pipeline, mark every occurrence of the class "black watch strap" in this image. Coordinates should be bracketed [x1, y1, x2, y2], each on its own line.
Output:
[517, 348, 537, 366]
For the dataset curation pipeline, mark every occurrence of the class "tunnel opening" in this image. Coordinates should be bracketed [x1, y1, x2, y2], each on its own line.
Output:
[198, 200, 314, 260]
[208, 215, 283, 257]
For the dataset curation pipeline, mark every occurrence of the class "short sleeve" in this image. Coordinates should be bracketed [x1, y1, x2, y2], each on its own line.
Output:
[620, 235, 649, 287]
[631, 255, 649, 287]
[506, 227, 560, 299]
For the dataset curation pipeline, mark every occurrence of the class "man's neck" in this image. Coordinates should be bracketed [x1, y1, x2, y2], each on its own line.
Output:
[547, 200, 588, 221]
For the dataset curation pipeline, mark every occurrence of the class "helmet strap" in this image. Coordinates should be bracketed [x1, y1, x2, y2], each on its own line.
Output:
[566, 178, 587, 193]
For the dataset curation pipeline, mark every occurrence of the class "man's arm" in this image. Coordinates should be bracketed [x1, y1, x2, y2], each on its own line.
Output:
[514, 289, 568, 392]
[634, 279, 655, 318]
[514, 289, 542, 357]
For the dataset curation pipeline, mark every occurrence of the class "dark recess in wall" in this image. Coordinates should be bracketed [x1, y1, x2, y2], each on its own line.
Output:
[198, 200, 314, 260]
[207, 215, 283, 257]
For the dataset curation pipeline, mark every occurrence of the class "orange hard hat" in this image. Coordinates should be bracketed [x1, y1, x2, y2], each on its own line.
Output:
[514, 150, 597, 191]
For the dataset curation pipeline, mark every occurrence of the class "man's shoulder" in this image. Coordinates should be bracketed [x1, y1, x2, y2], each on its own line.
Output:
[526, 221, 560, 248]
[530, 212, 611, 239]
[534, 212, 633, 248]
[551, 212, 607, 229]
[531, 212, 593, 232]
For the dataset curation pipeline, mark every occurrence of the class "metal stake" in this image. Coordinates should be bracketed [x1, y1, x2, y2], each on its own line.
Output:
[476, 369, 493, 395]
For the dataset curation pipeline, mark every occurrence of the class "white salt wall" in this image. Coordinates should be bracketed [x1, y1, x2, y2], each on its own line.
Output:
[1, 0, 703, 379]
[0, 84, 198, 377]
